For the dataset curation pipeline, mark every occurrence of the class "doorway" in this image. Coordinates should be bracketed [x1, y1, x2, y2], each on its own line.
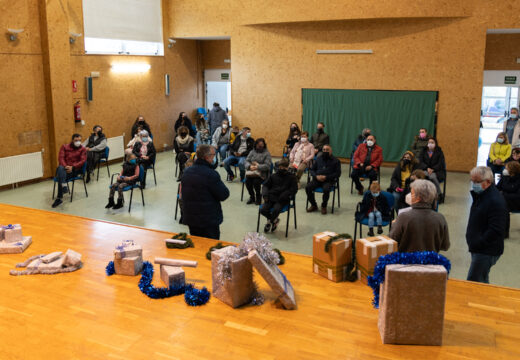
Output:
[205, 69, 231, 124]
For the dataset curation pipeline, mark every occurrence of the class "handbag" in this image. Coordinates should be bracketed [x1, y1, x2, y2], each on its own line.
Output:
[245, 169, 261, 178]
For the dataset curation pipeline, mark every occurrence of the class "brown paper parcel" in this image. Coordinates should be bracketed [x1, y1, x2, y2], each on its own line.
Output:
[356, 235, 397, 284]
[312, 231, 352, 282]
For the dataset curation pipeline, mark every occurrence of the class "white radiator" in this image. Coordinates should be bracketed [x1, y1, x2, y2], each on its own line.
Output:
[0, 152, 43, 186]
[106, 135, 125, 161]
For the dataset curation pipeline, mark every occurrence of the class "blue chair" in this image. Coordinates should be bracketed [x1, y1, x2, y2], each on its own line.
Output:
[305, 178, 340, 213]
[350, 167, 381, 194]
[96, 146, 110, 181]
[353, 191, 395, 240]
[109, 165, 145, 212]
[52, 162, 88, 202]
[256, 196, 297, 237]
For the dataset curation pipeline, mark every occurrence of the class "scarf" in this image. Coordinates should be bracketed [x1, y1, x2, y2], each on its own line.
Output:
[176, 135, 193, 146]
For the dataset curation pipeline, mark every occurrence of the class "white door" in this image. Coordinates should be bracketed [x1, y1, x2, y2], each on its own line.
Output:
[206, 81, 231, 112]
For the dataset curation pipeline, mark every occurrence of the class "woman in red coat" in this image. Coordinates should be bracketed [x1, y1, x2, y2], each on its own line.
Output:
[351, 134, 383, 195]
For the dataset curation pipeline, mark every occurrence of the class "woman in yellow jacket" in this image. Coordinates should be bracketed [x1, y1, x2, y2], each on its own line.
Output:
[488, 132, 511, 175]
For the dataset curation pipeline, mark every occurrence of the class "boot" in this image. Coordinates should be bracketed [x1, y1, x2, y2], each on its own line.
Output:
[112, 198, 124, 209]
[367, 227, 375, 236]
[105, 197, 115, 209]
[377, 225, 383, 234]
[247, 194, 255, 204]
[255, 192, 262, 205]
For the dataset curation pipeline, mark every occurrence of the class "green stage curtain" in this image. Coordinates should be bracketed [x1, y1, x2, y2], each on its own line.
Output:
[302, 89, 437, 162]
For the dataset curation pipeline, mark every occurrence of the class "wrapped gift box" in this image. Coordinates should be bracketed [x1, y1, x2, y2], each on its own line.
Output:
[378, 264, 447, 345]
[114, 241, 142, 259]
[356, 235, 397, 284]
[63, 249, 82, 267]
[312, 231, 352, 282]
[0, 236, 32, 254]
[211, 246, 255, 308]
[38, 256, 65, 271]
[160, 265, 185, 288]
[114, 255, 143, 276]
[2, 224, 23, 243]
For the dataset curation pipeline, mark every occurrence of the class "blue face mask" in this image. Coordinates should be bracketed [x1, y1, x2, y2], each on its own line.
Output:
[246, 133, 251, 138]
[141, 137, 149, 143]
[471, 181, 484, 194]
[371, 192, 380, 197]
[212, 155, 217, 165]
[129, 159, 137, 165]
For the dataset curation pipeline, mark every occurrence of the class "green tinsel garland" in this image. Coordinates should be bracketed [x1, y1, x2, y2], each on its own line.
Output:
[273, 248, 285, 265]
[324, 233, 352, 253]
[166, 232, 194, 249]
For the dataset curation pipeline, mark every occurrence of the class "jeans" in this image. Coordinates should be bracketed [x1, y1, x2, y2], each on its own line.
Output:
[260, 201, 287, 222]
[56, 166, 79, 198]
[368, 210, 382, 227]
[224, 156, 246, 179]
[351, 167, 378, 190]
[306, 179, 334, 207]
[428, 172, 442, 195]
[392, 191, 401, 208]
[467, 253, 501, 284]
[218, 144, 229, 162]
[189, 225, 220, 240]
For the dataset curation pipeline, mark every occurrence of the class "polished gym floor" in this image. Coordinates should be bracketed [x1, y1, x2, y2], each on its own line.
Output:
[0, 151, 518, 288]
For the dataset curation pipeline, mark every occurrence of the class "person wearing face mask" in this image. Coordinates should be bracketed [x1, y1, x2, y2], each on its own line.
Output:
[224, 127, 254, 181]
[82, 125, 107, 183]
[352, 128, 371, 153]
[497, 161, 520, 239]
[174, 126, 195, 181]
[355, 182, 391, 236]
[208, 102, 229, 136]
[411, 128, 431, 158]
[389, 179, 450, 253]
[289, 131, 315, 184]
[351, 134, 383, 195]
[132, 130, 156, 188]
[285, 123, 301, 155]
[306, 144, 341, 214]
[388, 151, 420, 206]
[181, 145, 230, 240]
[174, 112, 196, 137]
[466, 166, 507, 284]
[310, 122, 330, 154]
[487, 132, 511, 176]
[260, 158, 298, 232]
[51, 134, 87, 208]
[211, 119, 232, 164]
[195, 114, 210, 145]
[503, 107, 520, 145]
[131, 115, 152, 138]
[105, 153, 140, 210]
[418, 137, 446, 199]
[244, 138, 272, 205]
[505, 144, 520, 165]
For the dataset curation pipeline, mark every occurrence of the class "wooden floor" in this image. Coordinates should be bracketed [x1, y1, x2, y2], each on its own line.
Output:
[0, 204, 519, 360]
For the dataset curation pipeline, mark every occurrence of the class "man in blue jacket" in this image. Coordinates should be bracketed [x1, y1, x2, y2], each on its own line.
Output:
[181, 145, 230, 239]
[306, 144, 341, 215]
[466, 166, 508, 283]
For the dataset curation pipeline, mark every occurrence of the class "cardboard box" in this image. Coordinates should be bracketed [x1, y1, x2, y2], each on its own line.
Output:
[38, 256, 65, 271]
[0, 236, 32, 254]
[378, 264, 447, 345]
[3, 224, 23, 243]
[211, 247, 255, 308]
[114, 242, 142, 259]
[312, 231, 352, 282]
[160, 265, 185, 288]
[356, 235, 397, 284]
[114, 255, 143, 276]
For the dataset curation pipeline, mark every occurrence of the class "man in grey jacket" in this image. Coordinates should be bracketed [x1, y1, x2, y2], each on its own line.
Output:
[389, 179, 450, 253]
[208, 102, 229, 136]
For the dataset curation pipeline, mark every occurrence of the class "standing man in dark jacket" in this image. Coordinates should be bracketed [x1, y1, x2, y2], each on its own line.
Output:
[466, 166, 508, 284]
[260, 158, 298, 232]
[83, 125, 107, 183]
[208, 102, 229, 136]
[223, 127, 254, 181]
[310, 122, 330, 154]
[181, 145, 230, 239]
[306, 144, 341, 214]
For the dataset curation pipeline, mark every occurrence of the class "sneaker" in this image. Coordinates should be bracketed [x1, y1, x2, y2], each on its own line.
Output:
[377, 226, 383, 234]
[367, 228, 375, 236]
[357, 186, 364, 195]
[227, 174, 234, 182]
[271, 218, 280, 232]
[264, 222, 272, 232]
[246, 197, 255, 204]
[306, 205, 318, 213]
[321, 207, 327, 215]
[52, 198, 63, 208]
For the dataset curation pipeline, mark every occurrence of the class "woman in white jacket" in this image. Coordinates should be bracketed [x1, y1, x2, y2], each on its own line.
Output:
[289, 131, 315, 183]
[211, 119, 231, 163]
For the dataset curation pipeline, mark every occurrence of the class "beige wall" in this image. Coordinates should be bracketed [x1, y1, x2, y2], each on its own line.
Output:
[169, 0, 520, 172]
[484, 34, 520, 70]
[200, 40, 231, 70]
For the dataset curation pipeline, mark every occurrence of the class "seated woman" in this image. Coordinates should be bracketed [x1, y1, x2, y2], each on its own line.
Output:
[244, 138, 272, 205]
[211, 119, 231, 164]
[506, 145, 520, 165]
[411, 128, 431, 158]
[174, 126, 195, 180]
[388, 151, 419, 206]
[488, 132, 511, 176]
[418, 137, 446, 199]
[126, 125, 143, 156]
[497, 161, 520, 238]
[195, 114, 211, 145]
[105, 153, 140, 210]
[285, 123, 301, 155]
[397, 169, 427, 211]
[132, 130, 156, 188]
[174, 112, 196, 137]
[355, 182, 391, 236]
[131, 115, 152, 138]
[289, 131, 314, 184]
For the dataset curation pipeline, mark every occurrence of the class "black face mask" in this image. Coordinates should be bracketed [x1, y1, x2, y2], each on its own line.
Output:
[138, 121, 144, 125]
[97, 131, 102, 136]
[322, 152, 330, 159]
[278, 168, 288, 174]
[317, 128, 324, 133]
[180, 133, 187, 138]
[256, 147, 264, 152]
[403, 159, 411, 165]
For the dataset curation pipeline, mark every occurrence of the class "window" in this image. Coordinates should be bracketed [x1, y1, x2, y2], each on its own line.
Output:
[82, 0, 164, 56]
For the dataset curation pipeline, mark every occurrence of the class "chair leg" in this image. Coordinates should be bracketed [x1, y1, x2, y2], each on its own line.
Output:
[96, 161, 100, 181]
[256, 206, 261, 232]
[83, 178, 88, 197]
[153, 166, 157, 185]
[141, 187, 145, 206]
[331, 189, 335, 214]
[70, 180, 75, 202]
[354, 220, 358, 240]
[285, 206, 290, 237]
[106, 161, 110, 177]
[443, 179, 447, 198]
[175, 197, 179, 220]
[128, 188, 134, 212]
[241, 182, 245, 202]
[350, 179, 354, 194]
[337, 182, 341, 208]
[52, 181, 56, 200]
[293, 202, 297, 229]
[359, 221, 363, 238]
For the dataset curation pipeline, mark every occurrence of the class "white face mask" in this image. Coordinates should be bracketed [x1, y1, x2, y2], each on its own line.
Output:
[497, 138, 504, 144]
[222, 124, 228, 129]
[300, 137, 308, 143]
[428, 143, 435, 150]
[366, 140, 374, 147]
[511, 113, 518, 119]
[503, 169, 510, 176]
[74, 141, 81, 147]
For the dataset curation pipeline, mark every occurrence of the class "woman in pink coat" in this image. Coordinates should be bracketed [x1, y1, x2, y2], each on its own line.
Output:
[289, 131, 315, 183]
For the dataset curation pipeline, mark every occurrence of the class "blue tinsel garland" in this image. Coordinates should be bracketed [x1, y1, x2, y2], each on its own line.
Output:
[184, 284, 211, 306]
[106, 261, 115, 276]
[367, 251, 451, 309]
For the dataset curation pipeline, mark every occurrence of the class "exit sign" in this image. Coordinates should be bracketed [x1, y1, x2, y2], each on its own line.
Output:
[505, 76, 517, 84]
[221, 73, 229, 80]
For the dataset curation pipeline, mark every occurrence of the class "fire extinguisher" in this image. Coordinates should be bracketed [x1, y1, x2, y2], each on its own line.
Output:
[74, 101, 81, 123]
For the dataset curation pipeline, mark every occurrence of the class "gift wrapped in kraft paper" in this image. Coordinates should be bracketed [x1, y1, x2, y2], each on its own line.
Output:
[378, 264, 447, 345]
[312, 231, 352, 282]
[114, 240, 142, 259]
[356, 236, 397, 284]
[2, 224, 23, 243]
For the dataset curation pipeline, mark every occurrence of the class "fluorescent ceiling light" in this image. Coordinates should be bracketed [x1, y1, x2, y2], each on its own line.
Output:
[111, 63, 151, 73]
[316, 49, 373, 54]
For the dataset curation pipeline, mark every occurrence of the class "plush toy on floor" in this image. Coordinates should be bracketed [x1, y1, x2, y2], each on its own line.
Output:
[9, 249, 82, 275]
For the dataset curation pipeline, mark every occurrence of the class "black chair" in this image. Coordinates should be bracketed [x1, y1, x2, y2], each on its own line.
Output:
[174, 183, 181, 220]
[241, 163, 274, 201]
[350, 167, 381, 194]
[353, 191, 395, 240]
[52, 162, 88, 202]
[144, 156, 157, 186]
[109, 165, 145, 212]
[96, 146, 110, 181]
[305, 178, 340, 213]
[256, 196, 297, 237]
